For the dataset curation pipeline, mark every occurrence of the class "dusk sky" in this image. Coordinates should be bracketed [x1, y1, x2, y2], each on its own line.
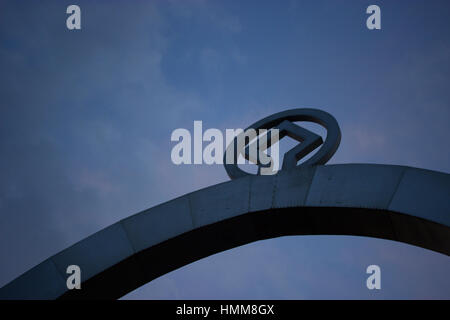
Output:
[0, 0, 449, 299]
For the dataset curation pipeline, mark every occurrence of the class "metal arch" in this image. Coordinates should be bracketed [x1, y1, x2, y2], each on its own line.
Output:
[223, 108, 341, 180]
[0, 164, 449, 300]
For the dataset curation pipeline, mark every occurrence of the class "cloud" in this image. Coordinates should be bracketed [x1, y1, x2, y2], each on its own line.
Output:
[1, 0, 449, 299]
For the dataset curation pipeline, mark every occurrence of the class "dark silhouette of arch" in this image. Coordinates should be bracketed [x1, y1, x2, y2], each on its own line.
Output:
[1, 164, 449, 299]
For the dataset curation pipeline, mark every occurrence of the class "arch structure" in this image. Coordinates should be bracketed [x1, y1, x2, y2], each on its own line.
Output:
[1, 164, 449, 299]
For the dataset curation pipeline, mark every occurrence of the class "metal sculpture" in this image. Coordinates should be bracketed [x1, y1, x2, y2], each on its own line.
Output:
[1, 108, 448, 300]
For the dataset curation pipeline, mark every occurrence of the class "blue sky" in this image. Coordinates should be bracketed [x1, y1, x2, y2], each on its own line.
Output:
[0, 0, 449, 299]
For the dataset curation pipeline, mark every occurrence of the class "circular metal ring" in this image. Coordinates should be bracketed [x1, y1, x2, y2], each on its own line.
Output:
[223, 108, 341, 179]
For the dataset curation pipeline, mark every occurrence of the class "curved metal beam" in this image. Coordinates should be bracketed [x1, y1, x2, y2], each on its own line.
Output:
[1, 164, 449, 299]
